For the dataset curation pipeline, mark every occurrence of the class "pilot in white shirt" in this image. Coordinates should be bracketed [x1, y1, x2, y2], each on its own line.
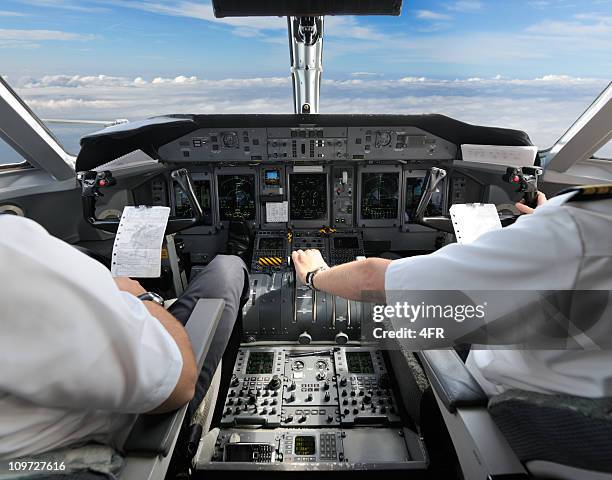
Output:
[0, 214, 247, 460]
[292, 186, 612, 398]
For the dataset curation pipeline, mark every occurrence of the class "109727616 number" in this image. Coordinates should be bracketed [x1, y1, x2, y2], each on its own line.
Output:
[8, 461, 66, 472]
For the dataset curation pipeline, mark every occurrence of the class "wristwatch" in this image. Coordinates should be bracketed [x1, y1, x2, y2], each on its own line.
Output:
[305, 266, 328, 291]
[137, 291, 165, 307]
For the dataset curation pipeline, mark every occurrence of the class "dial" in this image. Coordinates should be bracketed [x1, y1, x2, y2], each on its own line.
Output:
[375, 131, 392, 148]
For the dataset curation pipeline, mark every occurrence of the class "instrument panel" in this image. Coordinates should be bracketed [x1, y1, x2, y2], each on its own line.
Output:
[160, 163, 448, 230]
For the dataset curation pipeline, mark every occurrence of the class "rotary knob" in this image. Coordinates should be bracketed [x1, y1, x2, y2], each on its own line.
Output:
[268, 375, 281, 390]
[335, 332, 349, 345]
[298, 332, 312, 345]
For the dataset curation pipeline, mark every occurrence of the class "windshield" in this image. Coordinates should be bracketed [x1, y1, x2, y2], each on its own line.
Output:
[2, 0, 610, 155]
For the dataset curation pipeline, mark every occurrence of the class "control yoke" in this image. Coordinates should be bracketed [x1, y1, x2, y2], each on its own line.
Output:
[414, 165, 544, 234]
[79, 168, 204, 234]
[413, 167, 455, 233]
[503, 166, 543, 209]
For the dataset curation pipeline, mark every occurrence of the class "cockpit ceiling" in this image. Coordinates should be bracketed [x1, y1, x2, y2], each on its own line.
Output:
[76, 114, 532, 171]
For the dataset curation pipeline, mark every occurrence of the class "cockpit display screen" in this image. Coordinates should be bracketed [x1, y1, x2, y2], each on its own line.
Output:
[259, 237, 285, 250]
[174, 179, 213, 224]
[333, 236, 359, 249]
[405, 176, 443, 222]
[289, 173, 327, 221]
[217, 174, 256, 221]
[246, 352, 275, 374]
[264, 169, 281, 186]
[360, 172, 399, 220]
[294, 436, 316, 456]
[346, 352, 375, 374]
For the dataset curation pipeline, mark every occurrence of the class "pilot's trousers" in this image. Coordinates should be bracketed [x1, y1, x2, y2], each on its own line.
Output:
[168, 254, 249, 420]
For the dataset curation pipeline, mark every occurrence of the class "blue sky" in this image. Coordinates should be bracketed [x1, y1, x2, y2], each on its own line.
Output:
[1, 0, 611, 79]
[0, 0, 610, 153]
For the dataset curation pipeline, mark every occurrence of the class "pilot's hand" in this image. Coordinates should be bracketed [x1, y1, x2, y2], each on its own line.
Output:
[114, 277, 147, 297]
[292, 249, 329, 284]
[515, 191, 547, 215]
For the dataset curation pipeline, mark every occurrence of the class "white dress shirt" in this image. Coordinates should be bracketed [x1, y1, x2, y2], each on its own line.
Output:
[0, 216, 183, 459]
[385, 191, 612, 398]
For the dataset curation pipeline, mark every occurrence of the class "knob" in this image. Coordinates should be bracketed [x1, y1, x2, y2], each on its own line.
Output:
[248, 395, 257, 405]
[289, 393, 296, 402]
[340, 377, 347, 387]
[327, 415, 334, 423]
[261, 408, 268, 415]
[299, 414, 308, 423]
[236, 398, 243, 405]
[324, 392, 331, 402]
[225, 407, 232, 415]
[352, 399, 357, 405]
[270, 408, 277, 415]
[298, 332, 312, 345]
[341, 390, 347, 397]
[363, 395, 372, 405]
[268, 375, 281, 390]
[323, 382, 330, 390]
[284, 415, 293, 423]
[343, 399, 348, 405]
[288, 381, 296, 391]
[335, 332, 349, 345]
[316, 371, 327, 381]
[228, 390, 235, 397]
[306, 393, 313, 402]
[343, 408, 349, 415]
[227, 399, 234, 405]
[230, 375, 240, 387]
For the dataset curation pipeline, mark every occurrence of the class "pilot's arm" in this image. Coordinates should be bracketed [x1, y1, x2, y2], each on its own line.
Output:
[292, 193, 559, 301]
[0, 216, 197, 415]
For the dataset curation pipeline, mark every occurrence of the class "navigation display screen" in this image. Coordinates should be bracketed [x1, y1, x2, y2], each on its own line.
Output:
[360, 172, 399, 220]
[289, 173, 328, 221]
[246, 352, 275, 374]
[217, 174, 256, 221]
[346, 352, 375, 374]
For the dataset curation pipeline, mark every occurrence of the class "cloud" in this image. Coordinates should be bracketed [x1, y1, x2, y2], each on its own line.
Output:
[0, 10, 26, 16]
[18, 0, 110, 13]
[13, 73, 609, 153]
[417, 10, 452, 21]
[445, 1, 482, 11]
[0, 29, 95, 48]
[351, 72, 383, 78]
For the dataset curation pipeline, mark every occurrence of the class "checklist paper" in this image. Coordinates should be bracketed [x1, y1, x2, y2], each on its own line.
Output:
[449, 203, 502, 244]
[111, 206, 170, 277]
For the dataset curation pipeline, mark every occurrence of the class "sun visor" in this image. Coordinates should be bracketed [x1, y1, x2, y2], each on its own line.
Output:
[76, 116, 198, 171]
[212, 0, 403, 17]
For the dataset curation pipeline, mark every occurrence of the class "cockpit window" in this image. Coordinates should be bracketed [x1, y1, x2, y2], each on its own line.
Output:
[593, 140, 612, 160]
[4, 2, 610, 156]
[0, 137, 31, 170]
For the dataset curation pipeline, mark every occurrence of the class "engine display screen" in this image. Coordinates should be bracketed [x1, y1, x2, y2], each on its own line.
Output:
[294, 436, 316, 456]
[217, 174, 256, 221]
[174, 179, 213, 224]
[259, 237, 285, 250]
[346, 352, 375, 374]
[246, 352, 275, 374]
[360, 172, 399, 220]
[289, 173, 327, 221]
[333, 236, 359, 249]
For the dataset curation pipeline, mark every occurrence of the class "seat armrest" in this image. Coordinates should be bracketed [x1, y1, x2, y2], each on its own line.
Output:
[123, 298, 225, 456]
[419, 350, 487, 413]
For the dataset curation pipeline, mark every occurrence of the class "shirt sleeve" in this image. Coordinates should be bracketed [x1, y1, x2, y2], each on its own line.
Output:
[0, 216, 183, 414]
[385, 199, 583, 295]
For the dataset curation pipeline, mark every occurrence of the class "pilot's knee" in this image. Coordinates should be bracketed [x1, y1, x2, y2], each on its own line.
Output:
[196, 254, 247, 301]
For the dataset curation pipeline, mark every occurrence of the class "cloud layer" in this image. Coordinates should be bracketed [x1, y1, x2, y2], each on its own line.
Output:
[9, 73, 609, 153]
